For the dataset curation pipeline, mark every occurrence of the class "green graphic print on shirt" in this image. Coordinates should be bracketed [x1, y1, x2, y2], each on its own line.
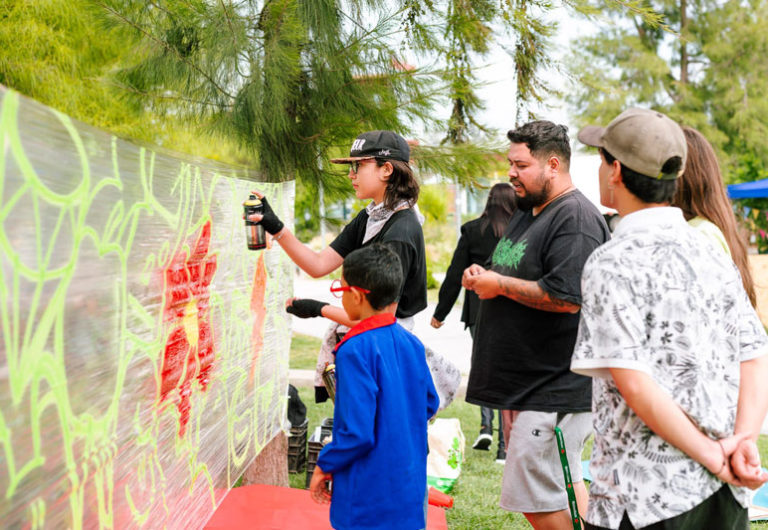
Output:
[492, 238, 527, 270]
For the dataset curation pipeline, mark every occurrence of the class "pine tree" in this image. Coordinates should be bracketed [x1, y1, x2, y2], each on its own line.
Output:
[99, 0, 626, 187]
[0, 0, 254, 163]
[2, 0, 667, 188]
[0, 1, 144, 136]
[97, 1, 445, 187]
[566, 0, 768, 183]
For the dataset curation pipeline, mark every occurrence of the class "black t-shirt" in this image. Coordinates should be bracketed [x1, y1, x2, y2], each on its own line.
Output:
[466, 189, 610, 412]
[330, 208, 427, 318]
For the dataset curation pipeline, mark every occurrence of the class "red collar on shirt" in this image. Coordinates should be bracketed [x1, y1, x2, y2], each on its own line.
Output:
[333, 313, 396, 353]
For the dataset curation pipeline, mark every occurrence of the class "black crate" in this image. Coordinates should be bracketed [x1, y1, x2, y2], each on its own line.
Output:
[304, 419, 335, 487]
[320, 417, 333, 443]
[288, 418, 308, 447]
[287, 418, 308, 474]
[305, 426, 324, 488]
[288, 445, 306, 474]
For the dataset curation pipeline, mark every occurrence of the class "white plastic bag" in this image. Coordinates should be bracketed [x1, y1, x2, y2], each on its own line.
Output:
[426, 418, 465, 493]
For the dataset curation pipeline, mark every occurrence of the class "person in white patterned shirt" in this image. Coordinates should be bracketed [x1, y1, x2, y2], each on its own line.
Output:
[572, 108, 768, 530]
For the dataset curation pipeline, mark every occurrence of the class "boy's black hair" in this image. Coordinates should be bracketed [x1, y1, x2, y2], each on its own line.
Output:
[342, 244, 403, 310]
[601, 148, 680, 204]
[507, 120, 571, 171]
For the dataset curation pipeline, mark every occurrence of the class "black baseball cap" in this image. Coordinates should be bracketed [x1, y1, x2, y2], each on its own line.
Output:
[331, 130, 410, 164]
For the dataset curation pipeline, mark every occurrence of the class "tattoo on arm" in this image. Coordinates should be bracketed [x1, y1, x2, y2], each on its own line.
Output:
[496, 276, 580, 313]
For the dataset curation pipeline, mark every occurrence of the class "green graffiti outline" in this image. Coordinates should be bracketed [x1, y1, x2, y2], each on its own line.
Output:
[0, 88, 293, 528]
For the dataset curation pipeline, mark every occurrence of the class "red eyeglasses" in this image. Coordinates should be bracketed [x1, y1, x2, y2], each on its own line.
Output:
[330, 279, 370, 298]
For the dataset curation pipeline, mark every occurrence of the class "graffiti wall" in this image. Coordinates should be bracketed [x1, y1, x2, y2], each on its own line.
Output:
[0, 87, 294, 528]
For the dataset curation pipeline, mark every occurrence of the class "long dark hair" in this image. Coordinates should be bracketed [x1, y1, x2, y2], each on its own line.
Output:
[377, 159, 419, 210]
[480, 183, 517, 238]
[672, 126, 756, 307]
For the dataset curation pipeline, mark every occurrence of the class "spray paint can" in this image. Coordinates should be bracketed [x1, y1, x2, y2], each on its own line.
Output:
[322, 363, 336, 402]
[243, 195, 267, 250]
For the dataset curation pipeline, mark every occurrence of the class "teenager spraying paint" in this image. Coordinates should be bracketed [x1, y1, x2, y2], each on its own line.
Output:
[247, 130, 435, 401]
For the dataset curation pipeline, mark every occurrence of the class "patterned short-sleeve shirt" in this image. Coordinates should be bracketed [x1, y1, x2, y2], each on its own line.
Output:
[571, 207, 768, 529]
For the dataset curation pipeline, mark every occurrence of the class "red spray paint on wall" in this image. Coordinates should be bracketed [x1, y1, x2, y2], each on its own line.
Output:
[159, 220, 218, 436]
[249, 248, 267, 381]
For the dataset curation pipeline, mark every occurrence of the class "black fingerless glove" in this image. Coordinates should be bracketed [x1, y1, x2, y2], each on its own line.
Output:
[258, 196, 285, 235]
[286, 299, 328, 319]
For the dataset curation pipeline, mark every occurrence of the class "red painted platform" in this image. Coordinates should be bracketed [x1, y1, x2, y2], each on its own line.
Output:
[205, 484, 448, 529]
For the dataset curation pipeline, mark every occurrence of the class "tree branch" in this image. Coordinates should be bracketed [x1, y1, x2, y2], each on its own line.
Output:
[96, 1, 236, 100]
[106, 79, 233, 110]
[219, 0, 239, 47]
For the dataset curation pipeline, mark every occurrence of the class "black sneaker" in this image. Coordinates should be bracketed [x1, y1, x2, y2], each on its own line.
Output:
[472, 433, 493, 451]
[495, 447, 506, 464]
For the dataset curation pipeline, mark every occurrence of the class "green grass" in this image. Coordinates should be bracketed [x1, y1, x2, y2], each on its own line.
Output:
[288, 336, 768, 528]
[289, 332, 323, 370]
[433, 396, 529, 529]
[759, 435, 768, 463]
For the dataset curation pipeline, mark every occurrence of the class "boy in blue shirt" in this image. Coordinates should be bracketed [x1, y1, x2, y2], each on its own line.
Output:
[309, 244, 440, 529]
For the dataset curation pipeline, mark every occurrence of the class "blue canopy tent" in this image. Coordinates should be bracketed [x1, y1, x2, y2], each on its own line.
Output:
[727, 178, 768, 199]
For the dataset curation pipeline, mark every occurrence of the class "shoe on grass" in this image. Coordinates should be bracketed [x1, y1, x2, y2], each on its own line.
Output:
[472, 433, 493, 451]
[495, 447, 506, 464]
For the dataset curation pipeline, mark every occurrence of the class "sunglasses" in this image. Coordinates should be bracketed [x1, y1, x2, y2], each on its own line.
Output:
[330, 278, 371, 298]
[350, 159, 377, 175]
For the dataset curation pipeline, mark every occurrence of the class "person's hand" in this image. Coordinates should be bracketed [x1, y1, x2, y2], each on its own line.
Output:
[430, 317, 443, 329]
[309, 465, 332, 504]
[245, 190, 284, 235]
[466, 270, 502, 299]
[462, 264, 486, 290]
[730, 438, 768, 489]
[704, 432, 753, 487]
[286, 298, 328, 319]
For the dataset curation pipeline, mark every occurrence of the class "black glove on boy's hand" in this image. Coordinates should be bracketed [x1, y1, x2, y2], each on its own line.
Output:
[286, 299, 328, 319]
[257, 196, 285, 235]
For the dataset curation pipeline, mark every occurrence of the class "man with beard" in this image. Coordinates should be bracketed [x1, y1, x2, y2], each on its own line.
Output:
[463, 120, 610, 529]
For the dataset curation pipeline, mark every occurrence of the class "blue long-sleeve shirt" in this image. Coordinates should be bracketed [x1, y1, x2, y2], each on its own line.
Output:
[317, 313, 439, 530]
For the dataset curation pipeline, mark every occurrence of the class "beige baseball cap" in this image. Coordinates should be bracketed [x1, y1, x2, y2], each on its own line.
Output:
[577, 108, 687, 180]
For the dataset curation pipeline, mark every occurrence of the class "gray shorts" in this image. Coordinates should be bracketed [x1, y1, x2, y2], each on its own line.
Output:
[500, 410, 592, 513]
